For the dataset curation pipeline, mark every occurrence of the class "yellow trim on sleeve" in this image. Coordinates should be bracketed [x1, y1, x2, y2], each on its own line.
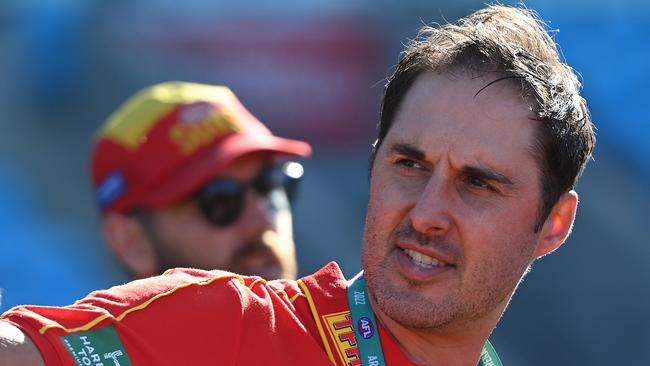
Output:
[297, 279, 336, 365]
[39, 274, 243, 335]
[289, 292, 306, 303]
[248, 278, 266, 289]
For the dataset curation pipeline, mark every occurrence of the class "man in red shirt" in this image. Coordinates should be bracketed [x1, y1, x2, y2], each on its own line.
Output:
[0, 5, 595, 365]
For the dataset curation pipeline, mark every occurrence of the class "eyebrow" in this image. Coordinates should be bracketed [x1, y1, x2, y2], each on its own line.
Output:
[389, 142, 514, 186]
[390, 143, 426, 160]
[463, 165, 514, 186]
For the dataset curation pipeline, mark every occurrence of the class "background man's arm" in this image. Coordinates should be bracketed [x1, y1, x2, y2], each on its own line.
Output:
[0, 321, 44, 366]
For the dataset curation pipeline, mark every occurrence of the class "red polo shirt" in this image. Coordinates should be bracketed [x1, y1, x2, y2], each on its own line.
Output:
[1, 262, 418, 366]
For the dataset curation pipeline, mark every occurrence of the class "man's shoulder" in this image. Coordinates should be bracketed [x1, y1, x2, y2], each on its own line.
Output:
[294, 261, 351, 325]
[78, 267, 252, 308]
[136, 263, 350, 315]
[297, 261, 348, 294]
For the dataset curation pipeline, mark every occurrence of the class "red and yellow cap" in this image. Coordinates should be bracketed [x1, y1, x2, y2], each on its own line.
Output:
[91, 82, 312, 214]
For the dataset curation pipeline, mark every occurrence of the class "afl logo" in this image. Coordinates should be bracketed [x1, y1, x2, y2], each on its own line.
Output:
[357, 317, 374, 339]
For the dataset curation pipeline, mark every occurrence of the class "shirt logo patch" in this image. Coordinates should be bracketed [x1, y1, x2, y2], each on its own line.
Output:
[323, 311, 361, 366]
[59, 325, 133, 366]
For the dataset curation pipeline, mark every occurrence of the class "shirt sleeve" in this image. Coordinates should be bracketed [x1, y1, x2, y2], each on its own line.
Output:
[1, 268, 247, 366]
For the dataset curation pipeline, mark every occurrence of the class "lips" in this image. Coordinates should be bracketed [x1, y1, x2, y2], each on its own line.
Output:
[402, 248, 450, 268]
[396, 238, 455, 265]
[393, 240, 456, 282]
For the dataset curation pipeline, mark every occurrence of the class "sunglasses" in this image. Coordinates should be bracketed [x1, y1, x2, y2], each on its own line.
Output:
[196, 161, 304, 227]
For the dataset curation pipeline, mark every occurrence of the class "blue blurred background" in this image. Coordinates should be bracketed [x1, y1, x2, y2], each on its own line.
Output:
[0, 0, 648, 364]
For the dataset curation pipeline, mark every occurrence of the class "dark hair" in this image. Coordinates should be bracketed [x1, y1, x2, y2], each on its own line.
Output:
[372, 5, 596, 231]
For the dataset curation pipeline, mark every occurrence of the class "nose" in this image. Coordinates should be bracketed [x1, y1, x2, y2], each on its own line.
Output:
[409, 175, 453, 236]
[240, 188, 277, 231]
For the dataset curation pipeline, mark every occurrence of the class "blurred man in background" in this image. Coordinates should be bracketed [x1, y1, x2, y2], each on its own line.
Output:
[91, 81, 311, 279]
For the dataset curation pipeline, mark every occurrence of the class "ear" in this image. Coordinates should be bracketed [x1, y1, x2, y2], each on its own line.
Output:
[533, 190, 578, 259]
[102, 212, 159, 278]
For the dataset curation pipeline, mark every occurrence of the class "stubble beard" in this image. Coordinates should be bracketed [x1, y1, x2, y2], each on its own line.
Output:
[366, 261, 465, 330]
[229, 230, 297, 280]
[362, 219, 536, 332]
[151, 229, 296, 280]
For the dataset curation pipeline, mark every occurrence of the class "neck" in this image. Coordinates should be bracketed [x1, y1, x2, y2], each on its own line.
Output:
[371, 297, 502, 366]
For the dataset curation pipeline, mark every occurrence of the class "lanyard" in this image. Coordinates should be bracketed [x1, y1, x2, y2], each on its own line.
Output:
[346, 272, 503, 366]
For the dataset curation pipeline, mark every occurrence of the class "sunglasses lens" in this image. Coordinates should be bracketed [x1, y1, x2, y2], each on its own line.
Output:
[197, 162, 304, 227]
[197, 179, 244, 226]
[255, 162, 304, 202]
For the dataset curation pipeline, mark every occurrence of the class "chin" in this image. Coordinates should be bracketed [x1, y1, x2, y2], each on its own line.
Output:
[367, 270, 457, 330]
[377, 293, 461, 330]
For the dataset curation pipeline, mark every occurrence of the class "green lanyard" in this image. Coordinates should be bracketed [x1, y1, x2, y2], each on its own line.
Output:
[347, 272, 503, 366]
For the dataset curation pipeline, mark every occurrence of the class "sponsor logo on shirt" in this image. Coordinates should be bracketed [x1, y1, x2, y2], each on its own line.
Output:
[323, 311, 361, 366]
[59, 325, 133, 366]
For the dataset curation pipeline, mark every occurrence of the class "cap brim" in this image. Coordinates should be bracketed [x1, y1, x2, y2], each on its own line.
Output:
[137, 133, 312, 208]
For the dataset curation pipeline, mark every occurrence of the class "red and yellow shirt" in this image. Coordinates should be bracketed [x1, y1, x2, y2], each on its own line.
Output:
[1, 262, 418, 365]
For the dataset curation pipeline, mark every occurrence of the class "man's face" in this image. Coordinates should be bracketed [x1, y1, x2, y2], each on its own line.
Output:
[143, 152, 297, 279]
[363, 70, 546, 331]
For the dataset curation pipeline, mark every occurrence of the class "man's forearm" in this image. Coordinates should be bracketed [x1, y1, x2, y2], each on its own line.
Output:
[0, 321, 44, 366]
